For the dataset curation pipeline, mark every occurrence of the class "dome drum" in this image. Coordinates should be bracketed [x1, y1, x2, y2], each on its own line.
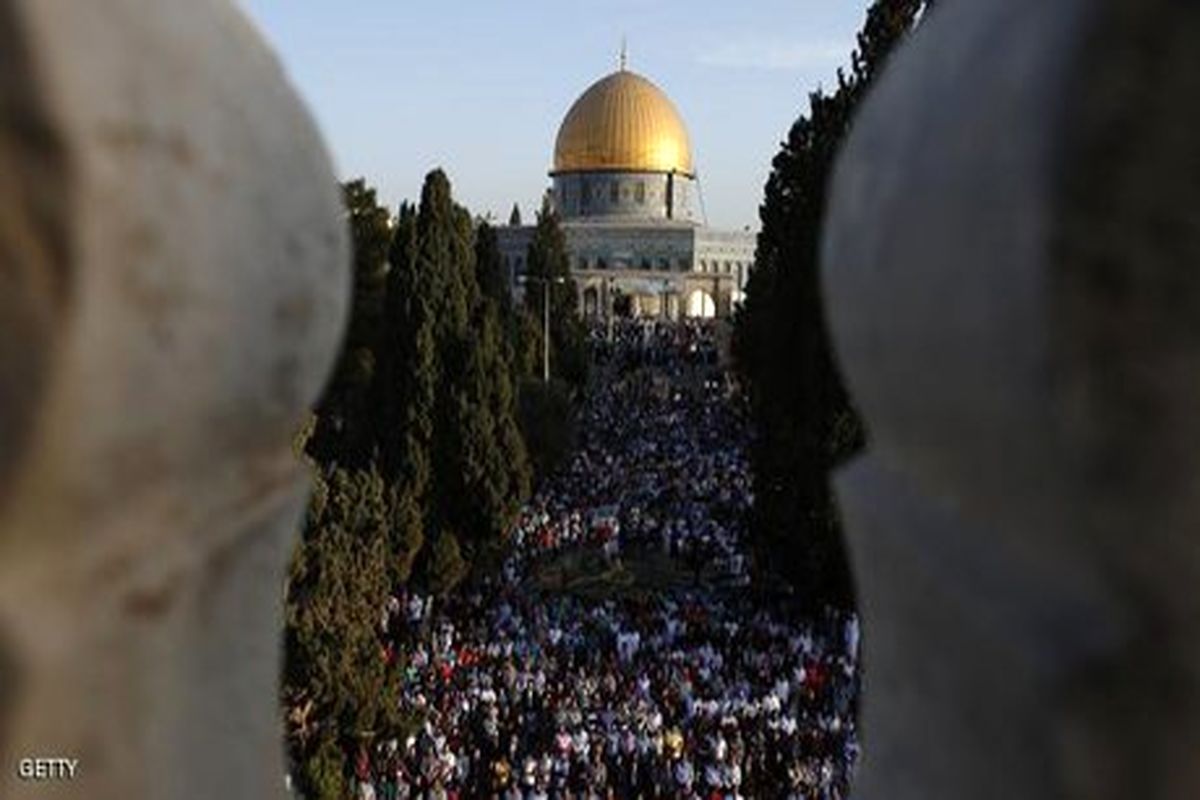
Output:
[551, 170, 697, 223]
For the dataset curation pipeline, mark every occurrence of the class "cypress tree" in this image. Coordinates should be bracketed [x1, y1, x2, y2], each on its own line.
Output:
[475, 220, 513, 319]
[425, 530, 468, 597]
[380, 203, 435, 501]
[420, 174, 477, 558]
[454, 291, 531, 548]
[525, 201, 588, 388]
[382, 170, 532, 587]
[432, 178, 530, 556]
[307, 179, 392, 467]
[283, 464, 404, 800]
[733, 0, 932, 610]
[284, 171, 538, 791]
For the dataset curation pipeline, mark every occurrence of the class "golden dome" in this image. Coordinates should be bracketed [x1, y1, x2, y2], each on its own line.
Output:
[552, 70, 695, 177]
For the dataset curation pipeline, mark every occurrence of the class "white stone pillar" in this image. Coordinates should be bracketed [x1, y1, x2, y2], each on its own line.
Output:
[0, 1, 349, 797]
[824, 1, 1200, 798]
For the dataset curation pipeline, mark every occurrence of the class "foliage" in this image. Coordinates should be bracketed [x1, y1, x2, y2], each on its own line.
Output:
[424, 530, 469, 596]
[284, 464, 403, 799]
[298, 733, 348, 800]
[408, 172, 531, 551]
[525, 201, 589, 389]
[376, 171, 531, 560]
[732, 0, 932, 610]
[475, 221, 512, 318]
[517, 377, 576, 483]
[306, 179, 393, 467]
[379, 201, 436, 497]
[511, 307, 545, 382]
[285, 172, 539, 791]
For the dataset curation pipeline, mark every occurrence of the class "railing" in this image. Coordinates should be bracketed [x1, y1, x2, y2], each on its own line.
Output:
[0, 1, 348, 797]
[824, 1, 1200, 798]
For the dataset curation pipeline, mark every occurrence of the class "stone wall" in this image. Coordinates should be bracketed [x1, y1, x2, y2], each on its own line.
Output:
[498, 219, 751, 319]
[0, 0, 348, 797]
[823, 1, 1200, 798]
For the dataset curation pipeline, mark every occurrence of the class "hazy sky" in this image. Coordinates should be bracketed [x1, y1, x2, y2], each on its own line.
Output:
[235, 1, 869, 231]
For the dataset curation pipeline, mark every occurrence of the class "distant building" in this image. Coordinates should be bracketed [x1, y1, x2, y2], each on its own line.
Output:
[498, 62, 755, 320]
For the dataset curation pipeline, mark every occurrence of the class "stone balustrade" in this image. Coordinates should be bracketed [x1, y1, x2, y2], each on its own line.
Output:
[0, 0, 349, 797]
[825, 1, 1200, 798]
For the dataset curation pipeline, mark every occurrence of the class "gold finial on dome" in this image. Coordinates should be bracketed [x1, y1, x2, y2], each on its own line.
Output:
[552, 68, 694, 176]
[620, 37, 627, 71]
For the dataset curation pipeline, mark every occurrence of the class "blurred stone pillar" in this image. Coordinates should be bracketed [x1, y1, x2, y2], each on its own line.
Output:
[0, 0, 349, 797]
[824, 1, 1200, 798]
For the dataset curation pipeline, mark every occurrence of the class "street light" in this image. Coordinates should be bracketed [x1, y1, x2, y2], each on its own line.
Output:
[517, 273, 567, 383]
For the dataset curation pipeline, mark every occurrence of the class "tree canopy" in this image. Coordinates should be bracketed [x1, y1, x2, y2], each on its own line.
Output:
[305, 179, 393, 467]
[733, 0, 933, 610]
[525, 202, 589, 389]
[285, 171, 536, 798]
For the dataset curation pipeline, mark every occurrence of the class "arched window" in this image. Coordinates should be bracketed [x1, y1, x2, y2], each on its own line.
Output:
[687, 289, 717, 319]
[635, 181, 646, 204]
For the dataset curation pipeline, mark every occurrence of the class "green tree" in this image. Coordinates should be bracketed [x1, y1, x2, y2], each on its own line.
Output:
[298, 733, 349, 800]
[379, 202, 436, 497]
[383, 171, 531, 577]
[511, 308, 544, 381]
[733, 0, 932, 610]
[307, 179, 393, 467]
[474, 220, 512, 319]
[476, 217, 541, 382]
[285, 171, 539, 794]
[517, 377, 575, 483]
[283, 465, 403, 799]
[525, 201, 588, 388]
[431, 177, 530, 552]
[424, 530, 468, 596]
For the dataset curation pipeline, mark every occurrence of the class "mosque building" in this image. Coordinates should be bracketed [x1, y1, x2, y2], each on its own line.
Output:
[498, 56, 756, 320]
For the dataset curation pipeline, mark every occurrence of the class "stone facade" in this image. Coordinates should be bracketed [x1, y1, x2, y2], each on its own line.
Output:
[497, 217, 754, 320]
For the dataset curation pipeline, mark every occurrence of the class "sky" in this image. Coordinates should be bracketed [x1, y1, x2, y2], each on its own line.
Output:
[235, 1, 869, 231]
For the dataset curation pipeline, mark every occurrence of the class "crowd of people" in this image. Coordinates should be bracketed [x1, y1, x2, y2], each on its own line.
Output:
[510, 322, 749, 587]
[345, 320, 861, 799]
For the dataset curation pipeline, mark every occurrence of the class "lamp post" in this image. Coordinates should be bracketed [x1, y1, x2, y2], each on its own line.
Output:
[518, 273, 567, 383]
[605, 277, 615, 342]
